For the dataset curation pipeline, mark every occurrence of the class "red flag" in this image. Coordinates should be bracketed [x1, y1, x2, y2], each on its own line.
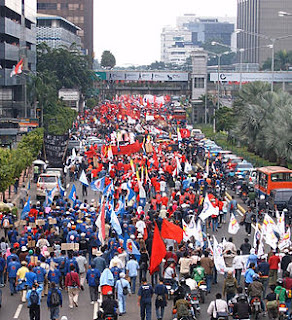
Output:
[149, 222, 166, 275]
[161, 219, 183, 243]
[143, 226, 148, 241]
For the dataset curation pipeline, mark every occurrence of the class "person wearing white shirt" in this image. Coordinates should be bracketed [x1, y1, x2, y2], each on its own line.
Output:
[207, 293, 228, 319]
[233, 250, 245, 285]
[109, 254, 123, 269]
[136, 219, 146, 235]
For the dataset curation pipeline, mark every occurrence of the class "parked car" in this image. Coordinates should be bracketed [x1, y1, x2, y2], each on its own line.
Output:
[234, 161, 254, 177]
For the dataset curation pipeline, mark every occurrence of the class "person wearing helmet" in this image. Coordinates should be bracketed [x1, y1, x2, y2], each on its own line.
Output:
[173, 278, 190, 304]
[275, 278, 286, 303]
[101, 290, 118, 320]
[248, 273, 265, 313]
[233, 292, 251, 320]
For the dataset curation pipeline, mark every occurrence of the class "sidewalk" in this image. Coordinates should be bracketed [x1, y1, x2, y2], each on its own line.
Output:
[0, 167, 32, 207]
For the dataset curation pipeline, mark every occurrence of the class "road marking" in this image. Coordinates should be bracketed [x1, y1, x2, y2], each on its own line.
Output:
[93, 301, 99, 319]
[67, 183, 70, 189]
[13, 304, 23, 319]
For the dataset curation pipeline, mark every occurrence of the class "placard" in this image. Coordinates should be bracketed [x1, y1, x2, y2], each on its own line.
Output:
[14, 221, 20, 228]
[29, 223, 36, 228]
[30, 256, 38, 265]
[36, 219, 45, 226]
[48, 218, 57, 225]
[20, 220, 27, 226]
[27, 240, 36, 248]
[78, 212, 84, 219]
[61, 243, 79, 251]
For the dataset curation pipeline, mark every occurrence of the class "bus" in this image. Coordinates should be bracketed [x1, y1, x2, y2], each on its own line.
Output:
[255, 166, 292, 196]
[172, 108, 186, 121]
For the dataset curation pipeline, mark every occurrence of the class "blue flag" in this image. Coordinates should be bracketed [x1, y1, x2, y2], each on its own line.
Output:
[110, 210, 122, 235]
[90, 176, 105, 192]
[127, 183, 136, 202]
[21, 196, 30, 219]
[116, 195, 126, 216]
[58, 178, 65, 198]
[69, 184, 77, 202]
[103, 181, 114, 197]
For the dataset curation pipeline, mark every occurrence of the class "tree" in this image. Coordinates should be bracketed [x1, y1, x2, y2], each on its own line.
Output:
[262, 50, 292, 71]
[215, 106, 235, 132]
[100, 50, 116, 69]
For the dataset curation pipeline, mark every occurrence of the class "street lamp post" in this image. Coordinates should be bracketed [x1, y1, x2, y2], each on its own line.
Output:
[278, 11, 292, 17]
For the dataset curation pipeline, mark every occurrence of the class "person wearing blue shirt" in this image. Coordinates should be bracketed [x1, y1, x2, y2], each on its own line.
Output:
[47, 281, 62, 320]
[138, 278, 153, 320]
[33, 263, 46, 285]
[0, 254, 6, 286]
[115, 272, 131, 316]
[65, 253, 79, 275]
[7, 249, 20, 264]
[154, 278, 168, 320]
[110, 264, 122, 284]
[26, 283, 43, 320]
[26, 265, 38, 289]
[48, 268, 61, 286]
[86, 264, 101, 303]
[246, 248, 258, 268]
[126, 255, 139, 294]
[7, 257, 21, 295]
[244, 262, 256, 285]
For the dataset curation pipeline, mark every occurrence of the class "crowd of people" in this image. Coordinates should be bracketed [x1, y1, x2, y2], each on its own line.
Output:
[0, 95, 291, 320]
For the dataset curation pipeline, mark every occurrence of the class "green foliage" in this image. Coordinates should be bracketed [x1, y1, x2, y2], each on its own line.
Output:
[215, 106, 235, 132]
[0, 129, 44, 194]
[44, 101, 76, 135]
[101, 50, 116, 69]
[86, 97, 98, 109]
[262, 50, 292, 71]
[202, 40, 236, 66]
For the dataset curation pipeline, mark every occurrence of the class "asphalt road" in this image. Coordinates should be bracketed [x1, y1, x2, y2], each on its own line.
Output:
[0, 179, 253, 320]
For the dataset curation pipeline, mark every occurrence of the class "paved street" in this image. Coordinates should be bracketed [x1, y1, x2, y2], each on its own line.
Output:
[0, 177, 255, 320]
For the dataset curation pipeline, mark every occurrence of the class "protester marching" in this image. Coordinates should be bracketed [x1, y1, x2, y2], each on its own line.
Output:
[0, 94, 291, 320]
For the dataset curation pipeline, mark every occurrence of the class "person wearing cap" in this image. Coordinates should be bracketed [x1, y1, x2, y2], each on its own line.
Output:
[86, 263, 101, 304]
[26, 282, 43, 320]
[115, 272, 131, 316]
[126, 254, 139, 294]
[16, 261, 29, 302]
[7, 257, 21, 295]
[246, 248, 258, 268]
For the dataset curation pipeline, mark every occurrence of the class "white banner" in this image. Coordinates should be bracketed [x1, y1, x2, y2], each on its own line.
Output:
[210, 72, 292, 83]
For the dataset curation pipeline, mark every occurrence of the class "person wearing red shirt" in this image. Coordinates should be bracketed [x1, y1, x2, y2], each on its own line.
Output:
[268, 252, 280, 286]
[65, 265, 81, 309]
[161, 194, 168, 207]
[156, 193, 162, 210]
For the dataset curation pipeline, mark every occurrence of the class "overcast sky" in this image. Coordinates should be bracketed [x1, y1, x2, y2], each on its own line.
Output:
[93, 0, 237, 66]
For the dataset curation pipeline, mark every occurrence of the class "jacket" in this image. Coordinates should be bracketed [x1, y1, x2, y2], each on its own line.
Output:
[65, 271, 80, 288]
[200, 257, 214, 275]
[233, 301, 251, 319]
[223, 276, 237, 296]
[47, 288, 62, 308]
[248, 280, 263, 297]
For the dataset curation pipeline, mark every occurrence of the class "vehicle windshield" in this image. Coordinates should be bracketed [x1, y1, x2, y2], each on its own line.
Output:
[237, 163, 253, 169]
[38, 176, 57, 183]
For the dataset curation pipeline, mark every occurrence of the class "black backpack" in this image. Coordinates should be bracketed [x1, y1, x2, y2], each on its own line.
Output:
[30, 290, 39, 307]
[50, 289, 60, 307]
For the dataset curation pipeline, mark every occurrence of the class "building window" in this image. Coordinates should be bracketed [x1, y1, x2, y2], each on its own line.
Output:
[61, 3, 68, 9]
[194, 77, 205, 88]
[68, 3, 79, 10]
[37, 3, 57, 10]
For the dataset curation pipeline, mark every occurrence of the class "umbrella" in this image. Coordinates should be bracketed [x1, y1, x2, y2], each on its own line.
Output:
[33, 159, 46, 165]
[0, 202, 11, 211]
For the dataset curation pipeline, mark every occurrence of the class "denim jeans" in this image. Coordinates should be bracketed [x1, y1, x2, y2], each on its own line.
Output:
[156, 306, 165, 319]
[0, 271, 4, 285]
[140, 301, 151, 320]
[139, 269, 147, 284]
[206, 274, 213, 293]
[118, 293, 126, 314]
[235, 269, 242, 285]
[130, 276, 136, 294]
[9, 277, 16, 294]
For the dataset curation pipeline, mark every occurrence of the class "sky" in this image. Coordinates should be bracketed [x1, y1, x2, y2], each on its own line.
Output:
[93, 0, 237, 67]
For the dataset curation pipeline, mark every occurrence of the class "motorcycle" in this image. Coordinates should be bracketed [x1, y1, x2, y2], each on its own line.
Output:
[163, 279, 177, 300]
[104, 315, 116, 320]
[250, 297, 262, 320]
[197, 280, 207, 304]
[278, 302, 289, 320]
[186, 291, 200, 318]
[172, 308, 194, 320]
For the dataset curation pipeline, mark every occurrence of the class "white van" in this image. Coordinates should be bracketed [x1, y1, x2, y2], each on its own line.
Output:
[36, 173, 60, 199]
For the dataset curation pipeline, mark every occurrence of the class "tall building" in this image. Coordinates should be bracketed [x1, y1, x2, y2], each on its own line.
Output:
[0, 0, 36, 120]
[37, 14, 81, 49]
[161, 14, 234, 64]
[37, 0, 93, 58]
[237, 0, 292, 65]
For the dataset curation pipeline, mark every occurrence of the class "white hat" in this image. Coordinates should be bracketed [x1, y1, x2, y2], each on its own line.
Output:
[130, 234, 135, 240]
[250, 248, 255, 254]
[60, 317, 68, 320]
[21, 246, 27, 252]
[119, 272, 125, 278]
[137, 233, 143, 239]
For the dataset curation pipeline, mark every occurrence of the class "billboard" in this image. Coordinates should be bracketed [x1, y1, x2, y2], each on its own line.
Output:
[210, 72, 292, 83]
[106, 71, 189, 82]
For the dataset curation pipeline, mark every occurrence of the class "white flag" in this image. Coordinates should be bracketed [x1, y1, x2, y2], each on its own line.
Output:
[79, 170, 89, 186]
[228, 213, 240, 234]
[196, 219, 204, 247]
[265, 224, 278, 249]
[199, 194, 219, 221]
[213, 235, 226, 274]
[184, 160, 192, 173]
[182, 219, 190, 242]
[108, 145, 113, 161]
[276, 210, 285, 237]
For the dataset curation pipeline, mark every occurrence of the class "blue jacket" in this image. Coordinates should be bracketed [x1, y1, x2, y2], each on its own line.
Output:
[26, 286, 43, 306]
[86, 268, 101, 287]
[48, 269, 61, 284]
[245, 268, 256, 284]
[0, 257, 6, 272]
[7, 261, 21, 278]
[47, 288, 62, 308]
[33, 266, 46, 283]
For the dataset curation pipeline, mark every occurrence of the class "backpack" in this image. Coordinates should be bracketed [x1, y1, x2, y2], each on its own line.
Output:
[50, 289, 60, 307]
[3, 218, 9, 228]
[121, 281, 128, 295]
[30, 290, 39, 307]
